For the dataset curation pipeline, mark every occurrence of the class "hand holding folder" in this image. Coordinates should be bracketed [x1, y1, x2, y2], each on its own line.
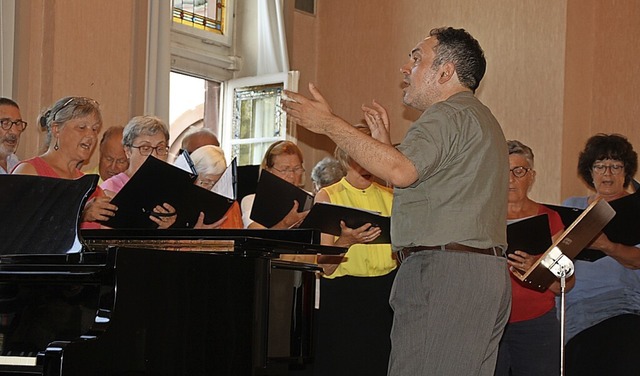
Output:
[299, 202, 391, 244]
[514, 199, 616, 291]
[249, 170, 314, 228]
[543, 188, 640, 260]
[99, 156, 236, 229]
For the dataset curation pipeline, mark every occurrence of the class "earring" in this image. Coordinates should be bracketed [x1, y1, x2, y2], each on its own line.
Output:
[54, 138, 59, 151]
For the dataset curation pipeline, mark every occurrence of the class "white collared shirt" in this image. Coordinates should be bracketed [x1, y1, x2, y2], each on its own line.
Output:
[0, 154, 20, 174]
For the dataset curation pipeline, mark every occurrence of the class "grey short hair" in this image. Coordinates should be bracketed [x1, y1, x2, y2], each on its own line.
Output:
[311, 157, 346, 191]
[122, 116, 169, 147]
[507, 140, 534, 168]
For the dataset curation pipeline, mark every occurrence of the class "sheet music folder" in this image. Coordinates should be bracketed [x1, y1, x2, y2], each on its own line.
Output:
[544, 189, 640, 261]
[513, 198, 615, 292]
[100, 156, 234, 229]
[300, 202, 391, 244]
[250, 170, 314, 228]
[506, 214, 551, 256]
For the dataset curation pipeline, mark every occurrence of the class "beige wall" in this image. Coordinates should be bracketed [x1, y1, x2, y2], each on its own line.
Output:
[8, 0, 640, 203]
[562, 0, 640, 199]
[288, 0, 639, 203]
[12, 0, 148, 168]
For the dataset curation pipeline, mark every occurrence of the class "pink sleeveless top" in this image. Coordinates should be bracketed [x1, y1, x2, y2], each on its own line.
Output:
[17, 157, 103, 229]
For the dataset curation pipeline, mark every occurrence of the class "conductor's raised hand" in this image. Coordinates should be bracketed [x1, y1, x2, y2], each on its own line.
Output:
[282, 83, 338, 135]
[362, 100, 392, 145]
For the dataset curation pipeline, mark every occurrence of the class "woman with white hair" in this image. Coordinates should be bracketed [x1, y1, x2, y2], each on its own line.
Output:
[189, 145, 243, 229]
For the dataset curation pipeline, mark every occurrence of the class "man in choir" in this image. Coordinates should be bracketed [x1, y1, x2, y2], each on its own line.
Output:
[85, 126, 128, 184]
[181, 128, 219, 153]
[283, 27, 510, 375]
[0, 98, 27, 174]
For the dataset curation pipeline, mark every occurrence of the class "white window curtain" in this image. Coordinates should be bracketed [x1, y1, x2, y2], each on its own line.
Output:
[145, 0, 172, 122]
[256, 0, 289, 75]
[0, 0, 16, 97]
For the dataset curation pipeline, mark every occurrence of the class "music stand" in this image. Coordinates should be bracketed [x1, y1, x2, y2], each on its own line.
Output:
[512, 198, 615, 376]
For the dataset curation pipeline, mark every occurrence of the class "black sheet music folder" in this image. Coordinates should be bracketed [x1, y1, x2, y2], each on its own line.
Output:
[544, 189, 640, 261]
[300, 202, 391, 244]
[100, 156, 235, 229]
[517, 199, 615, 291]
[506, 214, 552, 256]
[236, 164, 260, 203]
[250, 170, 314, 228]
[0, 174, 98, 256]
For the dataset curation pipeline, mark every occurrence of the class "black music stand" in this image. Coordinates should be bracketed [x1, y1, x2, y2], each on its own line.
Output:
[0, 174, 98, 256]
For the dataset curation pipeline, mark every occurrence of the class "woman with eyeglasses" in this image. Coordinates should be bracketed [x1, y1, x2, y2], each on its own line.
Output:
[560, 133, 640, 375]
[240, 140, 309, 229]
[495, 140, 574, 376]
[188, 145, 243, 229]
[12, 96, 116, 228]
[101, 115, 176, 229]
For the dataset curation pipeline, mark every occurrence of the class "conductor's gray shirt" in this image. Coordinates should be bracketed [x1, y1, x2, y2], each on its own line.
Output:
[393, 91, 508, 251]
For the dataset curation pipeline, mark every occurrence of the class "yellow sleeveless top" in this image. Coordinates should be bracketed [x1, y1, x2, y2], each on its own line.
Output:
[322, 178, 397, 278]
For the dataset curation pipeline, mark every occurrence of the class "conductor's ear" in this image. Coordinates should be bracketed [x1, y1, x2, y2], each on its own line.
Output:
[438, 62, 455, 84]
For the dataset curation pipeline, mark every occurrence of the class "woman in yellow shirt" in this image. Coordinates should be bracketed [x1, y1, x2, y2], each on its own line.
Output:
[312, 123, 397, 376]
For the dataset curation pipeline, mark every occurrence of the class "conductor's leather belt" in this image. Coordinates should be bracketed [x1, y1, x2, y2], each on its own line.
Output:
[397, 242, 500, 263]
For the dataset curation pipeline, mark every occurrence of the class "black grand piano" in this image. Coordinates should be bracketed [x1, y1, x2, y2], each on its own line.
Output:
[0, 175, 341, 375]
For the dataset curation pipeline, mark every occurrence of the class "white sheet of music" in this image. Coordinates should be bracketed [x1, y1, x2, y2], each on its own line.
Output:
[173, 152, 196, 174]
[212, 158, 236, 200]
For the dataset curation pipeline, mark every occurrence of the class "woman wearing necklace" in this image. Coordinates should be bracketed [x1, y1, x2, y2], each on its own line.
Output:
[12, 96, 116, 228]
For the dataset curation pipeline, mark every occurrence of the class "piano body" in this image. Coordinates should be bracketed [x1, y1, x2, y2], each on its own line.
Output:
[0, 175, 342, 375]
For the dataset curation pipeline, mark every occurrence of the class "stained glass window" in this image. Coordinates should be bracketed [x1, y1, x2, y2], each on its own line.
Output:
[172, 0, 225, 34]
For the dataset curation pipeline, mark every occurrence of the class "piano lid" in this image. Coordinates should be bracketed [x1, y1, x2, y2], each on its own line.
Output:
[0, 174, 98, 256]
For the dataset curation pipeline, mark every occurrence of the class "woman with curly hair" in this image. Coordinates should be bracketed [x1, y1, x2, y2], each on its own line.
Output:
[562, 133, 640, 376]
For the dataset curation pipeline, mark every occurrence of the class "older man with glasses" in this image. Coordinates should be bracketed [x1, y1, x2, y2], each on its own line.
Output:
[0, 98, 27, 174]
[84, 126, 129, 184]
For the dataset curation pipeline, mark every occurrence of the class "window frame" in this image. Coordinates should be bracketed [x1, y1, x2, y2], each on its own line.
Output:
[221, 71, 300, 164]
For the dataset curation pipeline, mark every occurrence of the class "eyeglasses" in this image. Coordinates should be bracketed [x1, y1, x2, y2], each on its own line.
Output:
[130, 144, 169, 156]
[592, 163, 624, 175]
[102, 156, 129, 166]
[196, 178, 217, 190]
[0, 118, 28, 132]
[51, 97, 99, 121]
[271, 165, 305, 175]
[510, 166, 531, 178]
